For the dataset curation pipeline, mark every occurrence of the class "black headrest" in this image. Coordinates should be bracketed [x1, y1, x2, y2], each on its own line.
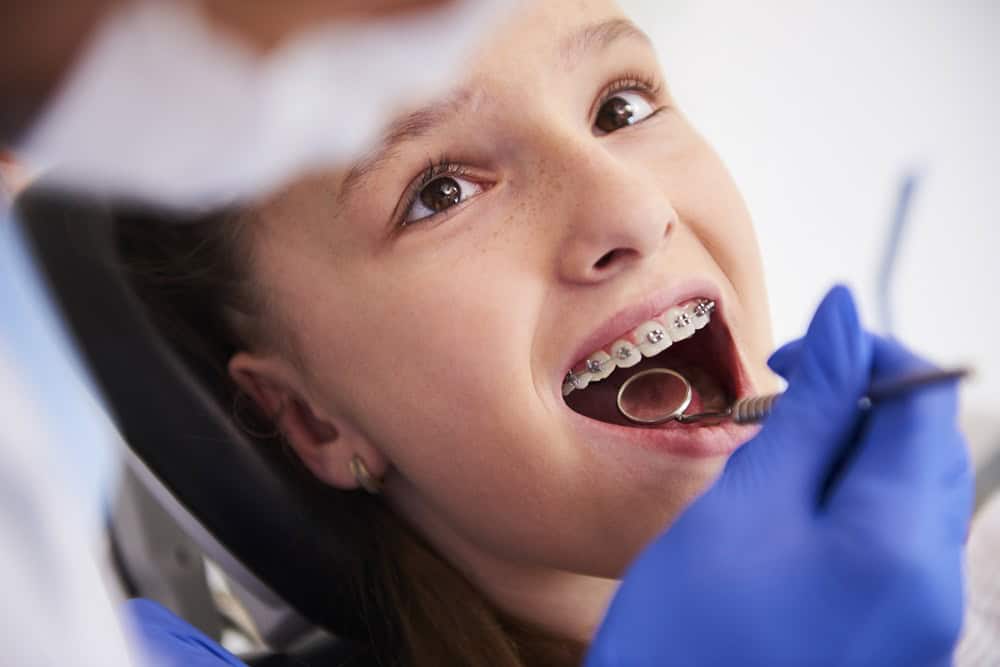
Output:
[14, 185, 367, 643]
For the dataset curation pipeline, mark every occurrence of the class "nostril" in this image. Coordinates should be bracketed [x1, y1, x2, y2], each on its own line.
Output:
[594, 251, 615, 270]
[594, 248, 629, 271]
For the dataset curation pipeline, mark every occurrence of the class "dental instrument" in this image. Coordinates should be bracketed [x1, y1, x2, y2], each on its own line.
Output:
[616, 366, 971, 426]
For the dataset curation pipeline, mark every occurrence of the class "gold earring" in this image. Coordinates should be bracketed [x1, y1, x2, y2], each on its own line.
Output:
[349, 455, 383, 495]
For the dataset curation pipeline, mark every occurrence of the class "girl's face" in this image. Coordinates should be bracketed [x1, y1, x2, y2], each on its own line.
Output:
[237, 0, 776, 635]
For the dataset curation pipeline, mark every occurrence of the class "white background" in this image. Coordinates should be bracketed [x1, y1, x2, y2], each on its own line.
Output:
[622, 0, 1000, 458]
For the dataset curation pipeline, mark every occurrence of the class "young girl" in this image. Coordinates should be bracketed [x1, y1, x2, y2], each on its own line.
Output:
[115, 1, 790, 663]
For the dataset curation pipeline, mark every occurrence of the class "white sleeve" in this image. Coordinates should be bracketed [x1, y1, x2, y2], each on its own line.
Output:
[0, 213, 136, 665]
[0, 358, 137, 666]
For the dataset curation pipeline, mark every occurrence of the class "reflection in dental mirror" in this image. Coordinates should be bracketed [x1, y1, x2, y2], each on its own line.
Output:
[616, 368, 692, 424]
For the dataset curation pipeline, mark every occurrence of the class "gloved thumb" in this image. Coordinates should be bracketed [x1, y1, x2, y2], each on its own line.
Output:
[719, 285, 873, 503]
[767, 339, 803, 378]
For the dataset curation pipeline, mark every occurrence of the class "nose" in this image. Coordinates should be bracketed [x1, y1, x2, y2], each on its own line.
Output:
[553, 141, 674, 285]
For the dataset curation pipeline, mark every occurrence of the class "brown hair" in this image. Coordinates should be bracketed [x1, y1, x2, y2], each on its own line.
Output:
[112, 204, 586, 667]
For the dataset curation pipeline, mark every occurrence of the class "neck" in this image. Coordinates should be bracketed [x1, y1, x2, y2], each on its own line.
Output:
[478, 562, 617, 644]
[388, 485, 619, 645]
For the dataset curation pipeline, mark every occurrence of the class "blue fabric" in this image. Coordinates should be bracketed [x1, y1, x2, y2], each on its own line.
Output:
[587, 286, 972, 666]
[124, 599, 247, 667]
[0, 208, 116, 509]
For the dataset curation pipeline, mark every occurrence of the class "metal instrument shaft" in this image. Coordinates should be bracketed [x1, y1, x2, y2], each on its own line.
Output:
[675, 367, 971, 425]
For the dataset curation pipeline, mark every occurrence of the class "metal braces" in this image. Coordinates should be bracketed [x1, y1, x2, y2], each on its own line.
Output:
[564, 298, 715, 389]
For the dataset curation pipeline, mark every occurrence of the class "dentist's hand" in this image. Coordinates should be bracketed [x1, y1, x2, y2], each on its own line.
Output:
[587, 286, 972, 667]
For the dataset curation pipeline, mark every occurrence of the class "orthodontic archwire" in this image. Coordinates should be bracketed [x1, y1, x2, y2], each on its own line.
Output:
[564, 299, 716, 388]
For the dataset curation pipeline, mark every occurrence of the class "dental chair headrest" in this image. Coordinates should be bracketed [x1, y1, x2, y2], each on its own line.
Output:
[14, 184, 369, 645]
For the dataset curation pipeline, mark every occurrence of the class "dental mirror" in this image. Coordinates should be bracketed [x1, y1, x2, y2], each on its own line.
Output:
[616, 368, 692, 424]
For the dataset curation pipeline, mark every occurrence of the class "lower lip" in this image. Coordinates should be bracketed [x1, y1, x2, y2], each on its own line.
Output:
[567, 408, 757, 459]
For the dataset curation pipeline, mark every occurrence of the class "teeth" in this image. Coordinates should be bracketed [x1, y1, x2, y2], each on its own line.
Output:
[612, 339, 641, 368]
[635, 321, 672, 357]
[563, 298, 716, 397]
[586, 351, 614, 381]
[569, 369, 592, 391]
[691, 299, 713, 329]
[665, 306, 696, 342]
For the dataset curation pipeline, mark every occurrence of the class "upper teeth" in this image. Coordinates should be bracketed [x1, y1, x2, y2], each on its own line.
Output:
[562, 299, 715, 396]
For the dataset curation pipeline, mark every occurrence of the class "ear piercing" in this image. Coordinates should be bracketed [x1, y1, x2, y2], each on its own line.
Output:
[350, 455, 383, 495]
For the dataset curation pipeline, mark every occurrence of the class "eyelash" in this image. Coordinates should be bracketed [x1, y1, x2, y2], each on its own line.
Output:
[593, 71, 664, 120]
[396, 71, 665, 230]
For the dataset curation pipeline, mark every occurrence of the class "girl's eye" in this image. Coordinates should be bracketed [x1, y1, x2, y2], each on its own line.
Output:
[594, 90, 656, 134]
[404, 175, 483, 224]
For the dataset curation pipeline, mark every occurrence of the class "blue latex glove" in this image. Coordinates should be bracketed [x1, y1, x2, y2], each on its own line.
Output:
[587, 286, 972, 666]
[123, 599, 247, 667]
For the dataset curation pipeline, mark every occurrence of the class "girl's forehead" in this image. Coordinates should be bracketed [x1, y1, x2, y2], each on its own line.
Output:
[472, 3, 647, 71]
[331, 13, 654, 195]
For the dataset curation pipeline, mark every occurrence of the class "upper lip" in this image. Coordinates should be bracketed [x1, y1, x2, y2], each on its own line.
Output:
[556, 278, 724, 387]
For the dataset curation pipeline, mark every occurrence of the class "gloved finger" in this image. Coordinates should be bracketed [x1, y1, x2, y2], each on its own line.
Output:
[828, 337, 972, 545]
[767, 338, 803, 378]
[123, 599, 247, 666]
[720, 286, 873, 504]
[869, 334, 938, 379]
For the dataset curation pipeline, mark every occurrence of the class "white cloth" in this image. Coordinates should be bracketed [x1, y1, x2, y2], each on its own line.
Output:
[0, 210, 133, 665]
[956, 492, 1000, 666]
[20, 0, 513, 208]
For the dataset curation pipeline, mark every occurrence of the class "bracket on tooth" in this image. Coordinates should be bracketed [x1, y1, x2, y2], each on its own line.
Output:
[673, 312, 692, 329]
[646, 328, 665, 344]
[693, 300, 716, 318]
[586, 358, 603, 373]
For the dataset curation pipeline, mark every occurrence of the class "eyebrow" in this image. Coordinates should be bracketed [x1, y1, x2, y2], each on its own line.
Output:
[560, 18, 652, 66]
[338, 84, 478, 200]
[338, 17, 653, 199]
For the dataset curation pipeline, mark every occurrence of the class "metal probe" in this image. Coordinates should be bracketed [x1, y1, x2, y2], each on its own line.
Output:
[673, 367, 972, 425]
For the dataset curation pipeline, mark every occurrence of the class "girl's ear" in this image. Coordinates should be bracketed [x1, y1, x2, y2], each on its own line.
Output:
[228, 352, 389, 491]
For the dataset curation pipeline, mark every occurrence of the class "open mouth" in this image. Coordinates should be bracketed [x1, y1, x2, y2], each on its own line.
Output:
[563, 297, 743, 428]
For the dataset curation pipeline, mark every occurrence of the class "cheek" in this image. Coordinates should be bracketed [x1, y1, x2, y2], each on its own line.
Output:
[684, 157, 774, 373]
[678, 149, 765, 302]
[632, 116, 759, 262]
[640, 123, 774, 374]
[303, 244, 546, 457]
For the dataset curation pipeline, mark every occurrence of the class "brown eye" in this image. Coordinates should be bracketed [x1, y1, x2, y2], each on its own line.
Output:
[596, 97, 635, 132]
[403, 172, 485, 225]
[594, 91, 656, 134]
[419, 177, 462, 213]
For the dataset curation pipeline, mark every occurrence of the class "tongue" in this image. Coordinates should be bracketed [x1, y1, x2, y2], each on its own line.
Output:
[565, 358, 728, 428]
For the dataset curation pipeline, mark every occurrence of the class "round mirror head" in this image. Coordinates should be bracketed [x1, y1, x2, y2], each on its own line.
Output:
[616, 368, 693, 425]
